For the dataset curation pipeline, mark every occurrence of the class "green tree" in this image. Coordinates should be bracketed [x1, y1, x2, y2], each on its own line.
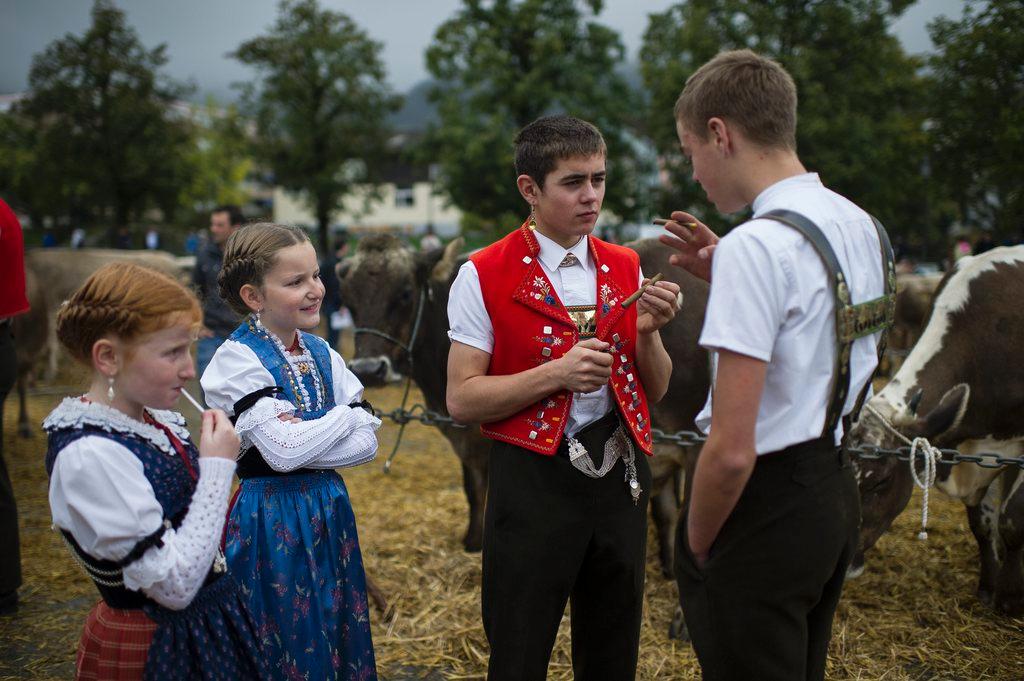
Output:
[640, 0, 931, 240]
[928, 0, 1024, 239]
[15, 0, 193, 242]
[233, 0, 401, 252]
[179, 99, 254, 213]
[424, 0, 650, 237]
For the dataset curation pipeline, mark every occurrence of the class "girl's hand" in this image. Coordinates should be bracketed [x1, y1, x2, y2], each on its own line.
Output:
[198, 409, 240, 460]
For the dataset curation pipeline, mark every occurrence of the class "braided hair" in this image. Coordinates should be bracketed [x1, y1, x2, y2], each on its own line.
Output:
[218, 222, 309, 316]
[56, 262, 201, 365]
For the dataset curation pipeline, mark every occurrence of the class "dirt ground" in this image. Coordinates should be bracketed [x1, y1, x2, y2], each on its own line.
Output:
[2, 377, 1023, 680]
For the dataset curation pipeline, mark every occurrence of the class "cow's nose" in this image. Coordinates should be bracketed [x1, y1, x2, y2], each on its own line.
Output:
[349, 357, 389, 387]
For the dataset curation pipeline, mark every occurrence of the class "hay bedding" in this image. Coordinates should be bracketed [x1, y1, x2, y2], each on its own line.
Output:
[2, 382, 1023, 680]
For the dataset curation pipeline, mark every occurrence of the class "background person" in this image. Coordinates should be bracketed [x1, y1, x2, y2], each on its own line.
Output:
[193, 204, 244, 379]
[0, 197, 29, 616]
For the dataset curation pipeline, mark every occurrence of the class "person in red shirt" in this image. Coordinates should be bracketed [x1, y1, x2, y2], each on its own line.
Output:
[0, 197, 30, 616]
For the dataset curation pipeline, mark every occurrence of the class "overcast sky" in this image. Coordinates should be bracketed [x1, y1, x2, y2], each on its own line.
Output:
[1, 0, 967, 100]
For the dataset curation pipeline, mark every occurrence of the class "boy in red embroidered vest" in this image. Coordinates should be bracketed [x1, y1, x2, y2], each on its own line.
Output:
[446, 115, 680, 680]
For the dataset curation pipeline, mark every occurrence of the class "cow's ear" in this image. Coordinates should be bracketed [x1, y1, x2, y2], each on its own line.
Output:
[336, 259, 352, 282]
[901, 383, 970, 441]
[428, 237, 465, 283]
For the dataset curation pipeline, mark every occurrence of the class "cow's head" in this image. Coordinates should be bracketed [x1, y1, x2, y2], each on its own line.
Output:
[337, 235, 464, 386]
[848, 247, 1024, 575]
[849, 382, 971, 574]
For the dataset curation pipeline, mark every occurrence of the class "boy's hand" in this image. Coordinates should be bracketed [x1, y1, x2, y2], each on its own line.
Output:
[558, 338, 613, 393]
[198, 409, 241, 460]
[636, 279, 682, 334]
[658, 211, 718, 283]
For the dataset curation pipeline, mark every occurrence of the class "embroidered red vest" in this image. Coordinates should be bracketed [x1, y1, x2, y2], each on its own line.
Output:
[470, 221, 653, 456]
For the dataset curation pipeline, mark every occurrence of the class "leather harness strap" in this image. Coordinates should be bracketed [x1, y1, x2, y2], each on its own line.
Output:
[759, 209, 896, 439]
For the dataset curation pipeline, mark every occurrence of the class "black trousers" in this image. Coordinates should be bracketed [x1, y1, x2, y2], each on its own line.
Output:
[482, 412, 652, 681]
[676, 437, 859, 681]
[0, 323, 22, 597]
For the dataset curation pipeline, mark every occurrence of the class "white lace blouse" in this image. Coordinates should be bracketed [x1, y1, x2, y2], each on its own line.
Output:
[200, 337, 381, 472]
[45, 398, 235, 611]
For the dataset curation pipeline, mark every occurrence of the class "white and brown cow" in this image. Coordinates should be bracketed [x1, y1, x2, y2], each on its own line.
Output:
[337, 235, 711, 580]
[849, 246, 1024, 615]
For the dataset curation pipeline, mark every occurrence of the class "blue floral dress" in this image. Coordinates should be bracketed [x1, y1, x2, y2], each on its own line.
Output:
[212, 320, 378, 680]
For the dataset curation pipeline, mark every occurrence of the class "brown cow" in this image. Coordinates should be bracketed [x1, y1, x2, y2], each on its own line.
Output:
[849, 246, 1024, 615]
[337, 235, 710, 578]
[879, 272, 944, 376]
[12, 266, 49, 437]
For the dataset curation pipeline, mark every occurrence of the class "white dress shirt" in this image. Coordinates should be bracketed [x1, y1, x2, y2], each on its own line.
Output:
[201, 337, 380, 471]
[449, 230, 645, 436]
[695, 173, 886, 453]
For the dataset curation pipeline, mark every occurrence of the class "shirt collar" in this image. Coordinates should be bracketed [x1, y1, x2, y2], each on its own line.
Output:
[534, 229, 590, 272]
[751, 172, 822, 216]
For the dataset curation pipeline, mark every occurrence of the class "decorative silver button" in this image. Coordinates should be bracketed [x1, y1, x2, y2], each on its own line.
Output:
[543, 325, 552, 334]
[541, 347, 551, 357]
[523, 256, 532, 264]
[601, 264, 609, 273]
[529, 431, 538, 440]
[612, 333, 620, 343]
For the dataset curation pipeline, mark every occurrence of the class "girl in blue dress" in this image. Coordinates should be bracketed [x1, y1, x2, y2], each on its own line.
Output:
[201, 222, 380, 680]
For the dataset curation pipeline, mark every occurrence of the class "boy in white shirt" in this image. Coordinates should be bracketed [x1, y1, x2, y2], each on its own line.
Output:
[661, 49, 891, 681]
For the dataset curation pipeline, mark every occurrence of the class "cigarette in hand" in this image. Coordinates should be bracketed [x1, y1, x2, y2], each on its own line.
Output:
[653, 218, 697, 229]
[180, 387, 206, 415]
[621, 273, 664, 309]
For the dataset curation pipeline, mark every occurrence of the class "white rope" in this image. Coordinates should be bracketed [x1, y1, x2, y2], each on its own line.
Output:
[864, 404, 943, 540]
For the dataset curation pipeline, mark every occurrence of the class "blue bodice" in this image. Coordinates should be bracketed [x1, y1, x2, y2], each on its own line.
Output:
[228, 319, 336, 421]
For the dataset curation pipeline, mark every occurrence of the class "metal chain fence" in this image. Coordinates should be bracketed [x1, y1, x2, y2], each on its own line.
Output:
[373, 405, 1024, 470]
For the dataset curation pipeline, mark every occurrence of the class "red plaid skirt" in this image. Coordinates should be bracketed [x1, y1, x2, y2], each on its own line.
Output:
[76, 601, 157, 681]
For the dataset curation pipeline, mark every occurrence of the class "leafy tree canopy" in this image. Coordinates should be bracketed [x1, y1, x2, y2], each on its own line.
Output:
[5, 0, 193, 240]
[425, 0, 651, 238]
[233, 0, 401, 251]
[928, 0, 1024, 239]
[641, 0, 931, 241]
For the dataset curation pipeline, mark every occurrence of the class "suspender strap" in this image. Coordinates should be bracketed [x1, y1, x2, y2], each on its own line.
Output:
[759, 209, 895, 439]
[853, 216, 897, 419]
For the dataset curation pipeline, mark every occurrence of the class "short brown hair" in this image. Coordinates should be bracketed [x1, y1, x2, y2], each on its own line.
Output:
[56, 262, 201, 365]
[674, 49, 797, 151]
[218, 222, 309, 316]
[514, 115, 607, 187]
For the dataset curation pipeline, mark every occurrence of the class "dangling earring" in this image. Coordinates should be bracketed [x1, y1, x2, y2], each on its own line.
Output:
[528, 205, 538, 230]
[253, 308, 264, 330]
[107, 376, 116, 402]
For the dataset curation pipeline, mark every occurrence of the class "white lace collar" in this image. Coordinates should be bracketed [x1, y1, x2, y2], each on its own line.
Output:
[43, 397, 192, 457]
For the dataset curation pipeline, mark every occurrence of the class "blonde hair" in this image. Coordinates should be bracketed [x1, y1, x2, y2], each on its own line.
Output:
[56, 262, 202, 365]
[218, 222, 310, 316]
[674, 49, 797, 151]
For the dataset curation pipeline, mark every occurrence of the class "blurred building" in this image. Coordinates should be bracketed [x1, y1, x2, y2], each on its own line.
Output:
[273, 135, 461, 238]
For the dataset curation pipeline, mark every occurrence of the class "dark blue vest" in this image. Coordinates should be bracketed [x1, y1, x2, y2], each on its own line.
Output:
[45, 417, 200, 608]
[228, 320, 337, 477]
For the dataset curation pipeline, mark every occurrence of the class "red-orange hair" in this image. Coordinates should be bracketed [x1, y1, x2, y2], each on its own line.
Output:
[56, 262, 202, 364]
